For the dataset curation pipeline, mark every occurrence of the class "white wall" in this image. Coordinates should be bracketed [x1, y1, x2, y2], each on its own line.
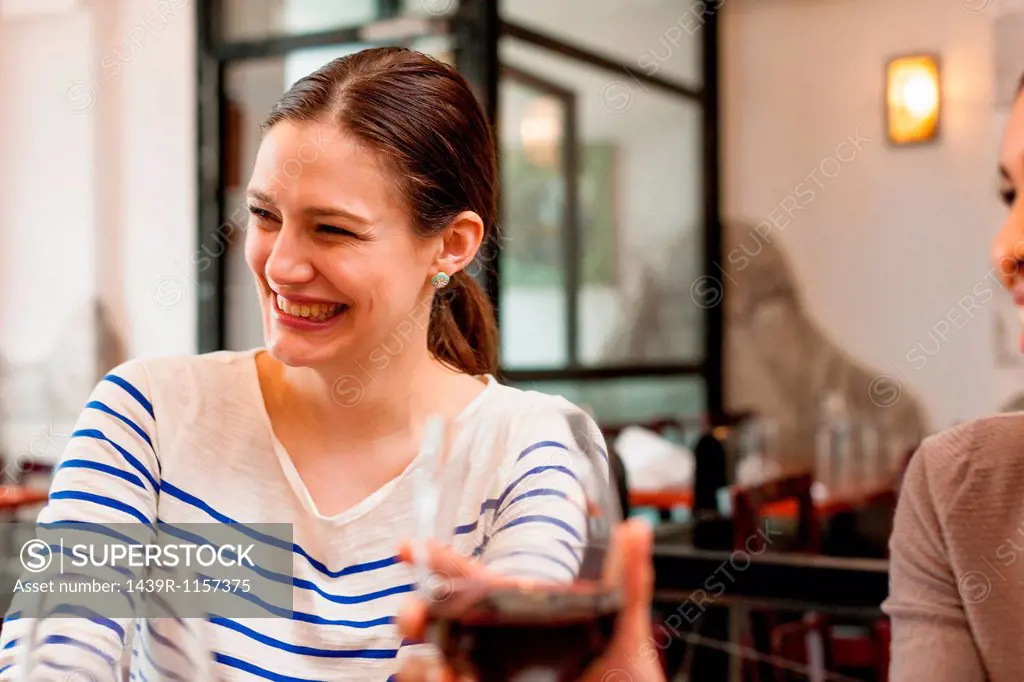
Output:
[722, 0, 1006, 431]
[0, 0, 196, 458]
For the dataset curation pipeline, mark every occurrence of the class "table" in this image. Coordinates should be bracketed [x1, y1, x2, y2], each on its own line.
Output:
[633, 482, 897, 520]
[652, 544, 890, 681]
[653, 544, 890, 611]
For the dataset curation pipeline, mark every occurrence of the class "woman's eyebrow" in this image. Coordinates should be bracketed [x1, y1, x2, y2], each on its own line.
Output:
[246, 188, 276, 204]
[299, 204, 372, 225]
[245, 189, 371, 225]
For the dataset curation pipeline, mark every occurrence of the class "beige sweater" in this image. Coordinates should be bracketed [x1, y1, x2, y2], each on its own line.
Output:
[883, 413, 1024, 681]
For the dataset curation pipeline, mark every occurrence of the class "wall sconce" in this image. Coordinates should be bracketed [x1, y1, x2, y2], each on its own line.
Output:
[885, 54, 941, 146]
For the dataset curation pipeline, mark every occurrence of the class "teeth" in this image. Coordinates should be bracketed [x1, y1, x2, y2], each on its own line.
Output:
[276, 295, 344, 322]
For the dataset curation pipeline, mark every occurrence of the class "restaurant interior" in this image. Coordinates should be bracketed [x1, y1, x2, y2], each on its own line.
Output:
[0, 0, 1019, 679]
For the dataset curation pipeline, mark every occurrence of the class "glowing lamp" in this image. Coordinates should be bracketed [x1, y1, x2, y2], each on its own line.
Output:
[886, 54, 941, 146]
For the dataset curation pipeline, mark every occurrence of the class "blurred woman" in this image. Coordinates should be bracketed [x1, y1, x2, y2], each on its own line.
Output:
[884, 75, 1024, 682]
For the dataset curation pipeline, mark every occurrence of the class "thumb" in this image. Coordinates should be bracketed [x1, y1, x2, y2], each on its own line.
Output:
[614, 518, 655, 649]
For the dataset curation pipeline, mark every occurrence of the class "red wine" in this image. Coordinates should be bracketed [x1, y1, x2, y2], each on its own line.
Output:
[426, 580, 621, 682]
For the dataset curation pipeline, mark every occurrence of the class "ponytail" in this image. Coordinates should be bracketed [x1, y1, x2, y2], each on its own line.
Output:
[429, 271, 499, 376]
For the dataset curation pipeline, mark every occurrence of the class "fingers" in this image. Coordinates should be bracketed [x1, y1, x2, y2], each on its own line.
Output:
[396, 654, 456, 682]
[614, 518, 655, 648]
[623, 518, 655, 611]
[397, 539, 482, 583]
[397, 598, 428, 640]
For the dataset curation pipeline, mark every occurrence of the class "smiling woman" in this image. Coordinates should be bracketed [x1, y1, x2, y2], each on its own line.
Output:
[0, 47, 659, 682]
[882, 72, 1024, 682]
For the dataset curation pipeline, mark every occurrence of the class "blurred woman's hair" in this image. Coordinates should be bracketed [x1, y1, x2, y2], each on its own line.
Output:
[263, 47, 499, 376]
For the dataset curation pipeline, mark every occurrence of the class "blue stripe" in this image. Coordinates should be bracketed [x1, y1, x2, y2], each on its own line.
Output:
[154, 520, 408, 606]
[40, 519, 152, 546]
[41, 634, 117, 667]
[210, 618, 399, 659]
[85, 400, 154, 450]
[194, 561, 411, 610]
[493, 488, 578, 522]
[214, 653, 333, 681]
[483, 549, 577, 577]
[49, 490, 152, 524]
[494, 465, 577, 514]
[160, 482, 401, 579]
[558, 539, 583, 560]
[72, 429, 159, 491]
[3, 611, 21, 623]
[454, 520, 478, 535]
[42, 605, 125, 642]
[517, 439, 608, 463]
[39, 660, 89, 673]
[289, 576, 414, 606]
[207, 584, 398, 625]
[55, 459, 145, 489]
[0, 665, 9, 674]
[2, 639, 16, 650]
[516, 440, 569, 462]
[103, 374, 154, 419]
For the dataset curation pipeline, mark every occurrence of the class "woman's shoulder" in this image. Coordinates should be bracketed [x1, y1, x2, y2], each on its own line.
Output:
[907, 411, 1024, 512]
[110, 349, 258, 384]
[472, 381, 605, 465]
[479, 381, 597, 430]
[915, 412, 1024, 466]
[101, 350, 261, 420]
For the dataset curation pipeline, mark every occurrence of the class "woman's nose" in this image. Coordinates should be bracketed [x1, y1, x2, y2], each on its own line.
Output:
[992, 203, 1024, 289]
[265, 226, 316, 288]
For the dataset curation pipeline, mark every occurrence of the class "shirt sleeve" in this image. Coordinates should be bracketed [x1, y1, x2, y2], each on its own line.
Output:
[478, 402, 611, 584]
[0, 359, 161, 680]
[881, 438, 986, 682]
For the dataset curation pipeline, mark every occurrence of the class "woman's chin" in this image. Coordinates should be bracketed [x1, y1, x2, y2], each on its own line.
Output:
[264, 338, 344, 369]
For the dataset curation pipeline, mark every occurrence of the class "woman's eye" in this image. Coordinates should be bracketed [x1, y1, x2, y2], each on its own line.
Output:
[1001, 188, 1017, 207]
[317, 224, 357, 237]
[248, 205, 276, 221]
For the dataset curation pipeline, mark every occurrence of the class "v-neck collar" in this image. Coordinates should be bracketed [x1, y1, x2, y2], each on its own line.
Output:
[245, 348, 496, 524]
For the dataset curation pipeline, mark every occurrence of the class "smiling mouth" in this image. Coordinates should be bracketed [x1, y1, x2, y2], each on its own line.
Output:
[274, 294, 348, 323]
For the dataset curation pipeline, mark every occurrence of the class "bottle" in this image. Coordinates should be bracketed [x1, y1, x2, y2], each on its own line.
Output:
[815, 393, 851, 498]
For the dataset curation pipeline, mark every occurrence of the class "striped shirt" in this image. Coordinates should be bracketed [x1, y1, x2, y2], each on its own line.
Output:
[0, 349, 606, 681]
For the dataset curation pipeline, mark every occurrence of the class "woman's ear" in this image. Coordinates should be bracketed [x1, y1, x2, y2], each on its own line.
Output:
[434, 211, 484, 276]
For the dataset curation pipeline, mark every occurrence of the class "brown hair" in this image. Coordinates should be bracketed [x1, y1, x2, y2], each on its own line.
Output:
[262, 47, 499, 376]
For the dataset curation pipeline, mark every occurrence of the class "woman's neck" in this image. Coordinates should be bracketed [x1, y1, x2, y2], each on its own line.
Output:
[257, 342, 478, 445]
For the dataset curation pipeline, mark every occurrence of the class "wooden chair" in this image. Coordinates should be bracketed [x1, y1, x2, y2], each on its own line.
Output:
[731, 472, 890, 682]
[730, 472, 820, 682]
[731, 471, 819, 554]
[770, 614, 890, 682]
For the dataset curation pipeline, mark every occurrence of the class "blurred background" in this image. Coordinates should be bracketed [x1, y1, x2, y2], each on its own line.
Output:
[1, 0, 1021, 679]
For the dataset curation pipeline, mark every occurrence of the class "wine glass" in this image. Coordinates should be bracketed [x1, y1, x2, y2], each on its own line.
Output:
[410, 408, 625, 682]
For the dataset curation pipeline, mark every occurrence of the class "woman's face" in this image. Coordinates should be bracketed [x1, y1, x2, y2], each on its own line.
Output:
[993, 91, 1024, 350]
[244, 121, 441, 369]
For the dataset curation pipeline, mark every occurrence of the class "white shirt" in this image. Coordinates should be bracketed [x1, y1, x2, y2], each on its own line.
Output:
[0, 349, 607, 681]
